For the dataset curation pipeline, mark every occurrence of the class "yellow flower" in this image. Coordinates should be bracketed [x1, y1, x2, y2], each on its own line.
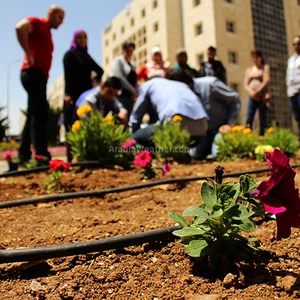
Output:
[243, 128, 252, 135]
[172, 115, 183, 122]
[267, 127, 273, 134]
[258, 135, 264, 141]
[103, 114, 114, 122]
[76, 105, 92, 117]
[254, 144, 274, 155]
[72, 120, 81, 132]
[10, 139, 16, 144]
[231, 125, 245, 133]
[103, 114, 115, 126]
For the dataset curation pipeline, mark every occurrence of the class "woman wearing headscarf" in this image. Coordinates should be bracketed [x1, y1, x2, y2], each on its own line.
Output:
[63, 29, 103, 162]
[137, 46, 170, 82]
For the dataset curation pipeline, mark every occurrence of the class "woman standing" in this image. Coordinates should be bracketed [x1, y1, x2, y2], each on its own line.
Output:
[244, 50, 271, 136]
[63, 29, 103, 161]
[137, 46, 170, 82]
[112, 41, 138, 116]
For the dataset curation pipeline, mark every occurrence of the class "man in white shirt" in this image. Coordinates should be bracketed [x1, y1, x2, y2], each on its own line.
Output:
[286, 35, 300, 140]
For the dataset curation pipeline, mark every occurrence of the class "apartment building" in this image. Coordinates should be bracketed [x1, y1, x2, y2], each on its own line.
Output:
[102, 0, 300, 128]
[102, 0, 183, 77]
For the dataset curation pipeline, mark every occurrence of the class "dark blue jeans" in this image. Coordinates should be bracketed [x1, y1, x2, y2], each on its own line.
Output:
[246, 98, 268, 136]
[19, 68, 51, 162]
[132, 124, 156, 148]
[290, 93, 300, 141]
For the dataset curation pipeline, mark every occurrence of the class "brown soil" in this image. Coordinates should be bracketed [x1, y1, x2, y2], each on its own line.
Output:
[1, 158, 300, 299]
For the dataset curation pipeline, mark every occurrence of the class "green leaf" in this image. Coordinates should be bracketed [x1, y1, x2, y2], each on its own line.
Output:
[233, 219, 256, 232]
[173, 227, 205, 237]
[183, 206, 207, 217]
[211, 208, 223, 219]
[225, 204, 254, 220]
[248, 237, 260, 243]
[200, 182, 217, 208]
[168, 212, 187, 228]
[185, 239, 211, 257]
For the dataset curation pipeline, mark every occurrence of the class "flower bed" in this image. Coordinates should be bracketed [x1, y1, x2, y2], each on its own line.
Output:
[0, 158, 300, 299]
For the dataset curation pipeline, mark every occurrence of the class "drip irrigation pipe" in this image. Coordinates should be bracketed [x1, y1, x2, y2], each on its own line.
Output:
[0, 161, 132, 178]
[0, 225, 180, 263]
[1, 164, 299, 209]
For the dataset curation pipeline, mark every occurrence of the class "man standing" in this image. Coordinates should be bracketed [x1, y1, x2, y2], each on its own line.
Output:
[15, 5, 65, 163]
[286, 35, 300, 141]
[198, 46, 227, 85]
[173, 48, 199, 78]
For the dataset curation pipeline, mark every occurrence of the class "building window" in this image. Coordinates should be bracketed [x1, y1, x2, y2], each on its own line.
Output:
[195, 23, 203, 36]
[228, 51, 238, 64]
[105, 40, 108, 47]
[153, 22, 159, 32]
[197, 53, 204, 66]
[153, 0, 157, 8]
[141, 8, 146, 18]
[194, 0, 201, 6]
[112, 33, 116, 41]
[230, 83, 239, 92]
[226, 21, 235, 33]
[131, 17, 134, 26]
[121, 26, 125, 34]
[224, 0, 232, 3]
[298, 0, 300, 5]
[105, 57, 109, 65]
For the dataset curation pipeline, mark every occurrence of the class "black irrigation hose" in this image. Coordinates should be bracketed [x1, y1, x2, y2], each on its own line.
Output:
[0, 161, 132, 178]
[1, 164, 300, 209]
[0, 225, 180, 263]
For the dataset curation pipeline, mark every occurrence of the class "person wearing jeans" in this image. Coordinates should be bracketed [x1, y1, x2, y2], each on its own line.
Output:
[286, 35, 300, 141]
[19, 68, 50, 162]
[15, 5, 65, 163]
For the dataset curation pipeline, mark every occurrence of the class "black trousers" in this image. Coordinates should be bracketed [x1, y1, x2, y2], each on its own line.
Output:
[18, 68, 51, 162]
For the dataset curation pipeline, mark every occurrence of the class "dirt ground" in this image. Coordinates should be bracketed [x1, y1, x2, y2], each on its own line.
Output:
[1, 157, 300, 299]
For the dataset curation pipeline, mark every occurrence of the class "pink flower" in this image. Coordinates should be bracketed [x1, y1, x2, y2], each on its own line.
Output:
[134, 150, 152, 168]
[251, 149, 300, 240]
[161, 162, 171, 178]
[35, 154, 45, 160]
[5, 152, 12, 162]
[122, 139, 136, 149]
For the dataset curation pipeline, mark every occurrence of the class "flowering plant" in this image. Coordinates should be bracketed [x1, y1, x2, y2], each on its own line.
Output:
[67, 110, 130, 163]
[214, 125, 259, 161]
[151, 115, 191, 162]
[251, 149, 300, 240]
[258, 127, 299, 158]
[4, 151, 19, 171]
[169, 166, 263, 273]
[44, 159, 70, 192]
[133, 150, 157, 179]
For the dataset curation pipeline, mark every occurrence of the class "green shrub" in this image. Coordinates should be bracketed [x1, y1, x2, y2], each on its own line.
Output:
[151, 116, 191, 162]
[67, 110, 130, 163]
[259, 127, 299, 157]
[214, 126, 259, 161]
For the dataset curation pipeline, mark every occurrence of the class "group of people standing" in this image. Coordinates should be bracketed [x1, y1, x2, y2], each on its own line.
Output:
[14, 4, 300, 165]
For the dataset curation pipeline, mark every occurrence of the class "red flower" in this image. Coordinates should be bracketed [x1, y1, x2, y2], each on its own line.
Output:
[134, 150, 152, 168]
[50, 159, 70, 173]
[5, 152, 12, 162]
[251, 149, 300, 240]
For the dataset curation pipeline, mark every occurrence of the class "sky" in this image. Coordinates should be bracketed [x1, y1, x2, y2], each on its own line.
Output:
[0, 0, 131, 135]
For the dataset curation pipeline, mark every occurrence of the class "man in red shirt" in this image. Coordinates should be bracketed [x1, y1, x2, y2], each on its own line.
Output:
[15, 5, 65, 164]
